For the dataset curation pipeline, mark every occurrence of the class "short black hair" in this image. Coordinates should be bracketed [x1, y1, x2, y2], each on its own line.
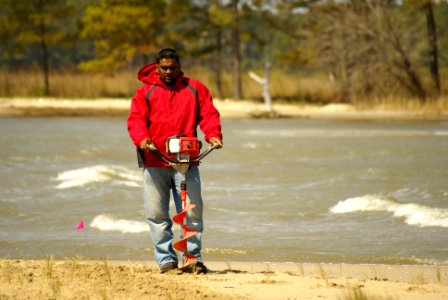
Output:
[156, 48, 180, 63]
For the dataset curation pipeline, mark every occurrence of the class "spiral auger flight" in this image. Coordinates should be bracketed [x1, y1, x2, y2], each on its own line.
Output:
[172, 180, 198, 267]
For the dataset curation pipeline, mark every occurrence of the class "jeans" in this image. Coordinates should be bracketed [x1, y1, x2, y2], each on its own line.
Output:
[142, 166, 203, 267]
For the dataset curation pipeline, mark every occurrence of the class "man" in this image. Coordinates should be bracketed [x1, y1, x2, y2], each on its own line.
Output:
[127, 48, 223, 274]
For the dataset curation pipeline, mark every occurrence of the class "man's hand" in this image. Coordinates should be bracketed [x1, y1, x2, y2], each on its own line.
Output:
[209, 137, 223, 149]
[140, 138, 156, 151]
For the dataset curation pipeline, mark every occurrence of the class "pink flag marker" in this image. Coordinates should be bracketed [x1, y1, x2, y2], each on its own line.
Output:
[76, 220, 85, 231]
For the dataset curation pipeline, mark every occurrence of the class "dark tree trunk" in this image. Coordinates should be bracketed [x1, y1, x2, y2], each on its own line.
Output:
[384, 14, 427, 100]
[424, 0, 440, 96]
[39, 18, 50, 96]
[214, 27, 223, 99]
[231, 0, 242, 100]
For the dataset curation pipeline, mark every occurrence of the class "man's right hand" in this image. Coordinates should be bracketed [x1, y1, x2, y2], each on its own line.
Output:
[140, 138, 156, 151]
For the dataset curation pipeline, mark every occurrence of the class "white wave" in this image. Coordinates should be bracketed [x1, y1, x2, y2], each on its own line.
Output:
[55, 165, 140, 189]
[90, 214, 149, 233]
[202, 248, 251, 255]
[433, 130, 448, 136]
[240, 129, 431, 138]
[330, 195, 448, 228]
[242, 142, 258, 149]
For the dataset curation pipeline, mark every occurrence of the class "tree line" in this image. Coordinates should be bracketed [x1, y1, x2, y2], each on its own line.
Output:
[0, 0, 447, 103]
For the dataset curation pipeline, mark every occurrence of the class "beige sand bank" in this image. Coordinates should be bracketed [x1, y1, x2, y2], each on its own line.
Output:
[0, 98, 447, 120]
[1, 259, 447, 299]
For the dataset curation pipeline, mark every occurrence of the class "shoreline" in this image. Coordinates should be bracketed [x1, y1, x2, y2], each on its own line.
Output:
[1, 259, 447, 299]
[1, 97, 447, 121]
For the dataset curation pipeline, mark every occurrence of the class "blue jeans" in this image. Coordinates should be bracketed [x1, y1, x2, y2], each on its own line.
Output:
[142, 166, 203, 267]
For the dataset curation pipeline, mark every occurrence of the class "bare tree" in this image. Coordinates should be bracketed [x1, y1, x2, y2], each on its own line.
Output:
[369, 1, 427, 100]
[310, 0, 429, 101]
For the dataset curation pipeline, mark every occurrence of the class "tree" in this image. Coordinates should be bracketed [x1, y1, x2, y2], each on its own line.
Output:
[206, 0, 233, 99]
[154, 0, 232, 99]
[296, 1, 362, 101]
[80, 0, 165, 73]
[304, 0, 430, 101]
[1, 0, 74, 96]
[369, 1, 427, 100]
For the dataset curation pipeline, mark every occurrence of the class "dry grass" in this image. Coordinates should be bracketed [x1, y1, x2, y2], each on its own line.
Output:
[353, 95, 448, 112]
[317, 263, 330, 286]
[0, 68, 447, 114]
[297, 263, 305, 276]
[436, 265, 442, 283]
[0, 68, 343, 102]
[1, 259, 447, 299]
[0, 259, 245, 300]
[44, 255, 54, 279]
[102, 258, 113, 286]
[339, 287, 397, 300]
[3, 260, 16, 284]
[0, 69, 140, 98]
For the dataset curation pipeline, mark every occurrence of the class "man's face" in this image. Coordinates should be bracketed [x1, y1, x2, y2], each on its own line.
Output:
[157, 58, 180, 85]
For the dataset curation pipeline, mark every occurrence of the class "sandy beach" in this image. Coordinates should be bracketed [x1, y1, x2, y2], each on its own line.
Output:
[0, 97, 447, 121]
[1, 259, 447, 299]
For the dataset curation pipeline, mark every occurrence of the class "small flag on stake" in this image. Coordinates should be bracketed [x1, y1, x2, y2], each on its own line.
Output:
[76, 220, 85, 231]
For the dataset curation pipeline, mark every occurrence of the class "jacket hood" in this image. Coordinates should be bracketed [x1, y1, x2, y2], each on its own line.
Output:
[137, 63, 158, 85]
[137, 62, 185, 86]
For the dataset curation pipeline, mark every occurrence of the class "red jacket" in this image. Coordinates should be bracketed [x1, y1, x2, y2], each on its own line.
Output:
[127, 63, 222, 167]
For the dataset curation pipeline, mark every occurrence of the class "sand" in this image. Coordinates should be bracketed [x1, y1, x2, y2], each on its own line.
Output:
[1, 259, 447, 299]
[0, 97, 447, 120]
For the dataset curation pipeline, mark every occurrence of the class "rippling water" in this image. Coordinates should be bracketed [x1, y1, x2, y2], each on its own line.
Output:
[1, 117, 447, 264]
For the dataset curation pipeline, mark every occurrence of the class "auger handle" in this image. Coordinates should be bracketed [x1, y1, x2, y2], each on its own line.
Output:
[144, 143, 176, 164]
[146, 142, 218, 164]
[191, 143, 219, 162]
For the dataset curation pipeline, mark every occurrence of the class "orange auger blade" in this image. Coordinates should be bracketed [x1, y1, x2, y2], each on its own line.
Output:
[173, 181, 198, 267]
[172, 204, 196, 225]
[173, 230, 197, 252]
[183, 254, 197, 267]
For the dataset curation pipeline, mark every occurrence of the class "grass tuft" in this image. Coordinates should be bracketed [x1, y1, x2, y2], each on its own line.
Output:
[51, 276, 63, 298]
[102, 258, 113, 285]
[225, 261, 232, 271]
[44, 255, 54, 279]
[435, 265, 441, 283]
[411, 271, 426, 285]
[3, 260, 15, 284]
[341, 287, 369, 300]
[339, 287, 396, 300]
[369, 265, 377, 280]
[317, 263, 329, 286]
[297, 263, 305, 276]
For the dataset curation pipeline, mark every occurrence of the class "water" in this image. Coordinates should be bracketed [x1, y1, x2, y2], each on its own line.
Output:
[1, 117, 447, 264]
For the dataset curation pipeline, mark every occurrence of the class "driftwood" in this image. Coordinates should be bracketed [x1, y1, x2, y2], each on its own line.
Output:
[248, 59, 275, 117]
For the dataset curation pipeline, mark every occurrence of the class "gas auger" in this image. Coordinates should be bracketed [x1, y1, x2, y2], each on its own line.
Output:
[146, 136, 218, 268]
